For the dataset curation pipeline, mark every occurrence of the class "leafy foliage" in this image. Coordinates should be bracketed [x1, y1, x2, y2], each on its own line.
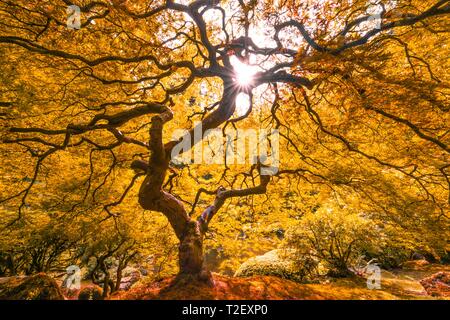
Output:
[0, 0, 448, 285]
[284, 206, 377, 276]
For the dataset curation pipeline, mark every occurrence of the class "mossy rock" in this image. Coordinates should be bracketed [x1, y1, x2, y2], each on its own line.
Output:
[0, 273, 64, 300]
[234, 249, 317, 282]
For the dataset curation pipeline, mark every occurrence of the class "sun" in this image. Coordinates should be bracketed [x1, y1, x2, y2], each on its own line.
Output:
[230, 56, 259, 87]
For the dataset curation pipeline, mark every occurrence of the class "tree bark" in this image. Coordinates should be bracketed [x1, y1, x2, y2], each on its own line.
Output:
[178, 221, 204, 274]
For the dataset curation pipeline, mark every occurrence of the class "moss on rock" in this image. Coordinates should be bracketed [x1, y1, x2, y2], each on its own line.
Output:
[234, 249, 317, 282]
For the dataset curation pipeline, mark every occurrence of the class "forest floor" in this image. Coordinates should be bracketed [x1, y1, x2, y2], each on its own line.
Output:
[111, 262, 450, 300]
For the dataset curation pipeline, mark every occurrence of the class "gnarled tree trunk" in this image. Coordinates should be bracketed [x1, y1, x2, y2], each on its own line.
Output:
[134, 108, 205, 277]
[178, 221, 204, 274]
[133, 87, 269, 278]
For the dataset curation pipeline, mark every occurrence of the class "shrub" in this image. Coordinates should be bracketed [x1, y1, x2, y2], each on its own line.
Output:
[78, 285, 103, 300]
[0, 273, 64, 300]
[283, 207, 377, 277]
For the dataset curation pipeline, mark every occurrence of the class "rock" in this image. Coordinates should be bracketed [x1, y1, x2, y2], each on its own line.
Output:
[119, 270, 141, 291]
[234, 249, 317, 282]
[122, 266, 139, 277]
[78, 285, 103, 300]
[419, 271, 450, 297]
[411, 252, 425, 260]
[139, 267, 148, 276]
[0, 273, 64, 300]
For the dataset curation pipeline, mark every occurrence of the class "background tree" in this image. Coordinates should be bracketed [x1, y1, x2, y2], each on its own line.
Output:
[284, 204, 377, 277]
